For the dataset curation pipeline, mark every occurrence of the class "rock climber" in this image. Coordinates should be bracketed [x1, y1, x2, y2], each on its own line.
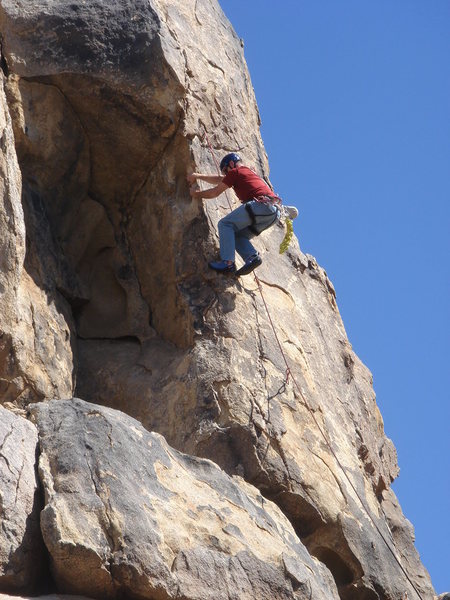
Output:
[188, 152, 281, 276]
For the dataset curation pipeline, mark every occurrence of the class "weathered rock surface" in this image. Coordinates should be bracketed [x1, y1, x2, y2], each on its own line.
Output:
[0, 69, 74, 406]
[0, 406, 43, 592]
[30, 398, 339, 600]
[0, 0, 437, 598]
[0, 595, 93, 600]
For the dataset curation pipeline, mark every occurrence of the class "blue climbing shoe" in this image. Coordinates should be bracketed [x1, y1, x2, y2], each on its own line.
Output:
[236, 253, 262, 277]
[208, 259, 236, 273]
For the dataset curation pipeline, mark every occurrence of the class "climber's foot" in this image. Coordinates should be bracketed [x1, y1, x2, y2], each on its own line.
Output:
[235, 253, 262, 277]
[208, 259, 236, 274]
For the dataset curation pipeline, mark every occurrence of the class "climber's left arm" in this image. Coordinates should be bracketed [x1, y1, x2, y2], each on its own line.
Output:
[190, 181, 229, 200]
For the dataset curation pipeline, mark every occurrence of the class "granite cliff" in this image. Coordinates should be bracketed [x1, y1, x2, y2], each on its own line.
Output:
[0, 1, 439, 599]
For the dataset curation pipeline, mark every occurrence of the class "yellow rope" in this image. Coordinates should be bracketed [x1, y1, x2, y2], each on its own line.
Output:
[279, 217, 294, 254]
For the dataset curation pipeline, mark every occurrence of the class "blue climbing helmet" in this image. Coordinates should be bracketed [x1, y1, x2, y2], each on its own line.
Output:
[220, 152, 241, 173]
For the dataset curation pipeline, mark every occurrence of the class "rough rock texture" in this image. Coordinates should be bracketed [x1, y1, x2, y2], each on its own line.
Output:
[0, 596, 93, 600]
[0, 1, 439, 599]
[0, 69, 74, 405]
[30, 398, 339, 600]
[0, 406, 43, 592]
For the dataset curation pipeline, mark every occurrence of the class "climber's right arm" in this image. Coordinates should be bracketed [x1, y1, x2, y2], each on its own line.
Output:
[187, 172, 223, 185]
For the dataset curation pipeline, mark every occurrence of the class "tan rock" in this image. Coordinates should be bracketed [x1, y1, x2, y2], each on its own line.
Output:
[0, 1, 436, 598]
[0, 72, 74, 405]
[31, 398, 339, 600]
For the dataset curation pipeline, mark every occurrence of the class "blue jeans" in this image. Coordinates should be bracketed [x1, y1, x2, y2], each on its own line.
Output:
[218, 201, 279, 262]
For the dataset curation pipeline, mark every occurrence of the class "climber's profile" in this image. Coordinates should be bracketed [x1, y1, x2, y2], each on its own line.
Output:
[188, 153, 281, 276]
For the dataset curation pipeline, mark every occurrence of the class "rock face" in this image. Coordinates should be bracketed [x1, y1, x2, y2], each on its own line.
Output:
[30, 398, 339, 600]
[0, 67, 74, 405]
[0, 1, 438, 599]
[0, 596, 92, 600]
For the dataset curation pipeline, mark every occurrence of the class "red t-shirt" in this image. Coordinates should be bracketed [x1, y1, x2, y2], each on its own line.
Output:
[222, 166, 275, 203]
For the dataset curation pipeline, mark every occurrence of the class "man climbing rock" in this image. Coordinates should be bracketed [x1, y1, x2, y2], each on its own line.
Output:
[188, 153, 280, 276]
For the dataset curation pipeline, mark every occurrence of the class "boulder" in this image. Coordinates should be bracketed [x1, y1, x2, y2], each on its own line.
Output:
[0, 406, 43, 592]
[31, 398, 339, 600]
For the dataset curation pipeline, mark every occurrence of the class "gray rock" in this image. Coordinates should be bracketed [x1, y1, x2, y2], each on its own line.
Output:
[30, 398, 339, 600]
[0, 0, 163, 83]
[0, 406, 43, 592]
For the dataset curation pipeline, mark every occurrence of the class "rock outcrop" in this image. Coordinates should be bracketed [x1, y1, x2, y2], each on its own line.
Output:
[0, 1, 439, 599]
[0, 595, 92, 600]
[29, 398, 338, 600]
[0, 66, 74, 405]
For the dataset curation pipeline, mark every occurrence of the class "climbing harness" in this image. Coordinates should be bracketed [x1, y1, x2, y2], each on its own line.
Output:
[244, 197, 280, 236]
[202, 128, 425, 600]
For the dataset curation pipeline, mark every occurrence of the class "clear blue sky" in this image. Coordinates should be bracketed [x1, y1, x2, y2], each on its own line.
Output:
[222, 0, 449, 593]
